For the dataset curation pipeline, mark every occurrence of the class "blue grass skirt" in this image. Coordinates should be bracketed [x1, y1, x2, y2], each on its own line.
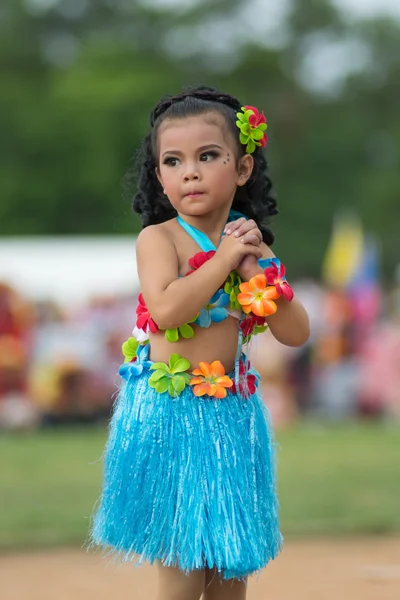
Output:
[87, 365, 283, 581]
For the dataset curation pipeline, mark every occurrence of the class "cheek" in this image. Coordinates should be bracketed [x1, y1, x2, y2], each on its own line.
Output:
[213, 163, 237, 184]
[160, 169, 177, 190]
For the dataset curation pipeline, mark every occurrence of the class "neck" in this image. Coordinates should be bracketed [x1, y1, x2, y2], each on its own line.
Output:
[177, 206, 232, 247]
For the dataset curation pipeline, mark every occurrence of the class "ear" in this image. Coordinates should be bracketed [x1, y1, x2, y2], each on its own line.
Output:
[155, 166, 163, 187]
[237, 154, 254, 187]
[155, 167, 167, 195]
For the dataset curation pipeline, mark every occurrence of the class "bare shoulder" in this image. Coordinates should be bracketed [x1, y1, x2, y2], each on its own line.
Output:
[136, 221, 179, 281]
[136, 222, 179, 262]
[136, 221, 180, 300]
[136, 222, 174, 248]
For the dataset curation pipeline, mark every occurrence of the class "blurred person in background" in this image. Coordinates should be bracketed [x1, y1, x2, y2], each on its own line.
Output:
[357, 265, 400, 420]
[249, 328, 299, 428]
[0, 282, 38, 430]
[310, 285, 359, 420]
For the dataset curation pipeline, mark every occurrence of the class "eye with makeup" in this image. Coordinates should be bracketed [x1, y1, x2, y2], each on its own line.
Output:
[162, 157, 179, 167]
[199, 150, 220, 162]
[162, 150, 220, 167]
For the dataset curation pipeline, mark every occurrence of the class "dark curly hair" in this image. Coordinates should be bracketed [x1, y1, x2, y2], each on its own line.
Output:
[129, 84, 278, 245]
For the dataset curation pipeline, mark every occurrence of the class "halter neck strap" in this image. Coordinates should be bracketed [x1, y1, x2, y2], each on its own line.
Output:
[176, 209, 247, 253]
[176, 216, 216, 252]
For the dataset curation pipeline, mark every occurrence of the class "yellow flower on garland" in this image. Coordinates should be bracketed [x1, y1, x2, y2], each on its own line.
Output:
[190, 361, 233, 399]
[237, 274, 280, 317]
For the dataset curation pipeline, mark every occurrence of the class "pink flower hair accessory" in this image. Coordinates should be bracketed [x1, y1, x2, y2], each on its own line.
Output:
[236, 105, 268, 154]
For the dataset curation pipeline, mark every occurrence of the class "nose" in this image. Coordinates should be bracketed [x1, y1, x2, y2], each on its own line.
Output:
[183, 164, 200, 182]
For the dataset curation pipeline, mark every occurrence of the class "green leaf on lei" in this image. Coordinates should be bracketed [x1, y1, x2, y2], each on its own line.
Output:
[254, 324, 269, 335]
[147, 354, 191, 397]
[243, 324, 269, 345]
[165, 328, 179, 343]
[178, 323, 195, 339]
[154, 377, 169, 394]
[172, 375, 187, 393]
[168, 353, 181, 371]
[121, 337, 139, 363]
[164, 315, 197, 342]
[148, 370, 167, 384]
[169, 354, 191, 374]
[224, 271, 242, 310]
[150, 362, 170, 372]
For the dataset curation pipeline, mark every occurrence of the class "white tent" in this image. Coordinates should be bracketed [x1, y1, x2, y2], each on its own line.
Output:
[0, 236, 139, 308]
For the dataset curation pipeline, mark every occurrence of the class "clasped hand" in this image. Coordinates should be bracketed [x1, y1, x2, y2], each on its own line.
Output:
[222, 217, 264, 279]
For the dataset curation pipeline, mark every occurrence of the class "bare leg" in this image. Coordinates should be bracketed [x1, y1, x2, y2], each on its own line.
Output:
[156, 560, 205, 600]
[203, 567, 247, 600]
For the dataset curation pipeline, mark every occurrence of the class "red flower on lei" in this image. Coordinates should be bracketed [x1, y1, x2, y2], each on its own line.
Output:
[264, 262, 294, 302]
[186, 251, 216, 275]
[231, 361, 257, 397]
[136, 293, 159, 333]
[240, 314, 266, 337]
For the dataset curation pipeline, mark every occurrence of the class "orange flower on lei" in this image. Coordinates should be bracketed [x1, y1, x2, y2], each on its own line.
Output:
[190, 361, 233, 399]
[237, 274, 280, 317]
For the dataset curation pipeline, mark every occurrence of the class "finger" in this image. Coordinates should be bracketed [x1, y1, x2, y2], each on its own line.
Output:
[233, 219, 257, 238]
[248, 242, 263, 258]
[247, 227, 262, 244]
[239, 227, 262, 244]
[244, 246, 263, 259]
[254, 227, 263, 243]
[224, 217, 247, 235]
[241, 228, 262, 244]
[240, 233, 261, 246]
[225, 219, 246, 235]
[241, 242, 263, 258]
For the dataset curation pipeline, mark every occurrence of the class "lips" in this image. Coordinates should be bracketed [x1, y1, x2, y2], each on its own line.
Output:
[186, 191, 204, 198]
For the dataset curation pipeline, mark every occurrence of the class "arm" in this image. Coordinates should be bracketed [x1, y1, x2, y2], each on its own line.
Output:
[237, 244, 310, 348]
[136, 225, 263, 330]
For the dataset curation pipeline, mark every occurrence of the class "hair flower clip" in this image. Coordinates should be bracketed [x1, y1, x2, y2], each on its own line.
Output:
[236, 105, 268, 153]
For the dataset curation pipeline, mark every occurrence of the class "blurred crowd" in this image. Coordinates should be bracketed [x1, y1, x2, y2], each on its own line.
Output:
[0, 282, 133, 430]
[251, 275, 400, 427]
[1, 270, 400, 432]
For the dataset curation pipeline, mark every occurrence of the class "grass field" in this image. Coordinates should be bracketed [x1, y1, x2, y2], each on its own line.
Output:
[1, 421, 399, 552]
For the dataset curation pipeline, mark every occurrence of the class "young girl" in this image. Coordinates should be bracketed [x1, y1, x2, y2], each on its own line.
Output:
[88, 85, 310, 600]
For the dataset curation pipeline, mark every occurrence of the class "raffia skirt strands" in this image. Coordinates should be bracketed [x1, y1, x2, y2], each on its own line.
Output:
[86, 368, 283, 581]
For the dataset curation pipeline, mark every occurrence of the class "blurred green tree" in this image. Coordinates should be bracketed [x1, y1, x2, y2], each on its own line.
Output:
[0, 0, 399, 278]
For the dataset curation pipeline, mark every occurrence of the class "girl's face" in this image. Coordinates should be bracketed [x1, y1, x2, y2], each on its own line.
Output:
[155, 113, 253, 218]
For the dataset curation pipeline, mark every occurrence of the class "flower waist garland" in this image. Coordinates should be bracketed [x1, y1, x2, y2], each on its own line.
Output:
[120, 343, 259, 400]
[132, 254, 293, 345]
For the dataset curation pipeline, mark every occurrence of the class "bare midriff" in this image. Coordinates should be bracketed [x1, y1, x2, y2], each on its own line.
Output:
[148, 316, 239, 373]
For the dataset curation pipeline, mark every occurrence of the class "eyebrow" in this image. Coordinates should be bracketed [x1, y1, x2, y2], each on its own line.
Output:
[162, 144, 223, 157]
